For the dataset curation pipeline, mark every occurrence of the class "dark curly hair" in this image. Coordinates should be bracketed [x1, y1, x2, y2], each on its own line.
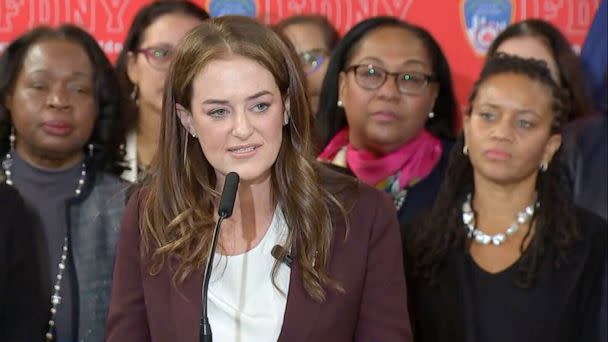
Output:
[407, 53, 581, 287]
[114, 0, 209, 134]
[273, 14, 340, 51]
[316, 16, 457, 150]
[0, 25, 126, 174]
[487, 19, 592, 121]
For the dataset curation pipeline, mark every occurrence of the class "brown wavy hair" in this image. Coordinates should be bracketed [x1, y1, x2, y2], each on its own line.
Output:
[139, 16, 350, 302]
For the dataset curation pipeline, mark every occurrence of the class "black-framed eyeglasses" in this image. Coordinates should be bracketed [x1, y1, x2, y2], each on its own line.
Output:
[135, 46, 174, 70]
[344, 64, 437, 95]
[298, 48, 327, 75]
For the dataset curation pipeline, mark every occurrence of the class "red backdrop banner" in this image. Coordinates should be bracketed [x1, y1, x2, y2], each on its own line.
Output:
[0, 0, 600, 116]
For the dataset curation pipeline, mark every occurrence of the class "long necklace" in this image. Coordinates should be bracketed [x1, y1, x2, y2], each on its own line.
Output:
[2, 148, 87, 341]
[462, 193, 539, 246]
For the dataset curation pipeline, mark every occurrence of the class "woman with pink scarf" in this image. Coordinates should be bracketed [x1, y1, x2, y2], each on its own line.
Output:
[317, 17, 457, 226]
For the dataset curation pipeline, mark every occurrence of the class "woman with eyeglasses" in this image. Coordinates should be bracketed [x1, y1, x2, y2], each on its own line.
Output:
[274, 15, 339, 114]
[115, 1, 208, 182]
[317, 17, 457, 226]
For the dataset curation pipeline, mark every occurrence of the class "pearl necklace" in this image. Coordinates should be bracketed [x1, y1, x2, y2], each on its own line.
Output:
[2, 148, 87, 341]
[461, 193, 539, 246]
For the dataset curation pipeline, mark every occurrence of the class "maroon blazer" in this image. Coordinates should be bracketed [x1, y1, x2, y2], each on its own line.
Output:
[105, 177, 412, 341]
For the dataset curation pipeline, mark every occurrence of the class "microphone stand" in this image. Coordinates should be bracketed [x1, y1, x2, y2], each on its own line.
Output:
[200, 171, 239, 342]
[199, 214, 225, 342]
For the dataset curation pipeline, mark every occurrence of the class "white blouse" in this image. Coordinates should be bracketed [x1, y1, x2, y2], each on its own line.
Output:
[121, 130, 138, 183]
[207, 206, 291, 342]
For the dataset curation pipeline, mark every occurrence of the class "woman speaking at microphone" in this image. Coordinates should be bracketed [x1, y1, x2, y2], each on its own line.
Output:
[106, 16, 412, 342]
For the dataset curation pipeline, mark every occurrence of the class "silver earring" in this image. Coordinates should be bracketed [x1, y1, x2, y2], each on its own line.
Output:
[540, 162, 548, 172]
[88, 143, 94, 158]
[9, 126, 15, 151]
[463, 145, 469, 155]
[191, 131, 197, 138]
[428, 111, 435, 119]
[283, 112, 289, 126]
[337, 99, 343, 107]
[130, 85, 139, 106]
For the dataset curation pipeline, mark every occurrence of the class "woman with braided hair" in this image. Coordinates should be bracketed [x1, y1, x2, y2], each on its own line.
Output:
[404, 53, 607, 342]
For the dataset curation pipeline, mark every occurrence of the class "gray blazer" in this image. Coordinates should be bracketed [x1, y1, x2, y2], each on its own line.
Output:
[65, 170, 127, 341]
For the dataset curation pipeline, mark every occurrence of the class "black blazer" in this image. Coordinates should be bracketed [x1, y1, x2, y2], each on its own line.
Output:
[405, 207, 608, 342]
[561, 114, 608, 221]
[0, 183, 48, 341]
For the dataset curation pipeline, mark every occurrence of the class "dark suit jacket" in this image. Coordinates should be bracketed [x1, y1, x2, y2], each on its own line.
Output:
[0, 183, 47, 341]
[561, 114, 607, 221]
[105, 174, 413, 341]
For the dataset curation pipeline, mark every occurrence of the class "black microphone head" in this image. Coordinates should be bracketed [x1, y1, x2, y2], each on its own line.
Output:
[218, 172, 239, 218]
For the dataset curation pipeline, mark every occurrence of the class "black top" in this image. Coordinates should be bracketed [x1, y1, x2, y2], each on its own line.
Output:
[405, 207, 608, 342]
[0, 183, 47, 341]
[396, 139, 452, 226]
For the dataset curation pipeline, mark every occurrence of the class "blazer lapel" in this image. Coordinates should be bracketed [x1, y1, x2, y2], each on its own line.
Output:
[170, 268, 204, 342]
[277, 261, 323, 342]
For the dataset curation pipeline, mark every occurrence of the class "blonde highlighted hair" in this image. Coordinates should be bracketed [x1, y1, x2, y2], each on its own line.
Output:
[139, 16, 351, 302]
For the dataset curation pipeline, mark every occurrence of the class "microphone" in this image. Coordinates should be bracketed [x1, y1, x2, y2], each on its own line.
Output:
[271, 245, 293, 268]
[200, 172, 239, 342]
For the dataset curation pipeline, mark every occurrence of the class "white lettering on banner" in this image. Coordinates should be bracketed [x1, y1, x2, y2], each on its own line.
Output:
[353, 0, 371, 24]
[28, 0, 61, 27]
[19, 0, 97, 31]
[0, 0, 25, 33]
[268, 0, 412, 34]
[99, 0, 130, 33]
[542, 0, 564, 20]
[261, 0, 281, 25]
[317, 0, 346, 30]
[286, 0, 306, 13]
[98, 39, 123, 54]
[568, 0, 596, 35]
[71, 0, 96, 32]
[520, 0, 599, 35]
[375, 0, 413, 18]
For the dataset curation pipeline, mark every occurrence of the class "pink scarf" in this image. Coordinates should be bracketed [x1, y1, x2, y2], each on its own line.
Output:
[319, 127, 442, 189]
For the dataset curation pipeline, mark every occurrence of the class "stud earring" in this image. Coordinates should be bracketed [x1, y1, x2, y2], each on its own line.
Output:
[9, 126, 15, 151]
[283, 113, 289, 126]
[337, 99, 343, 107]
[428, 111, 435, 119]
[463, 145, 469, 155]
[540, 162, 548, 172]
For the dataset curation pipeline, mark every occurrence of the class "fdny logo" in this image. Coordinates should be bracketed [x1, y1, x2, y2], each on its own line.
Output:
[207, 0, 258, 17]
[462, 0, 514, 55]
